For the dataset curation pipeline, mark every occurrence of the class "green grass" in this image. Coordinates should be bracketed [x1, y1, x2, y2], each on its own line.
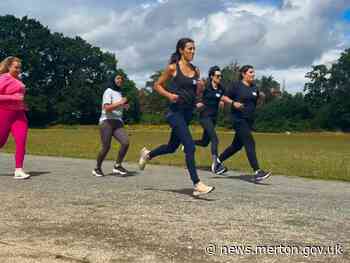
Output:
[2, 125, 350, 181]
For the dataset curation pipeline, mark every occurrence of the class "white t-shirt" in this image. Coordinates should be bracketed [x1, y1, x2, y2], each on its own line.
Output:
[99, 88, 124, 124]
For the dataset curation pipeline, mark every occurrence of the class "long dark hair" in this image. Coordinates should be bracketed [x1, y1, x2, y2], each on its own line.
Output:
[106, 74, 123, 92]
[239, 65, 254, 80]
[169, 38, 194, 64]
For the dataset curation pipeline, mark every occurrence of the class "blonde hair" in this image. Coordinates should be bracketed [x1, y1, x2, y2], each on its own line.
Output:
[0, 56, 21, 75]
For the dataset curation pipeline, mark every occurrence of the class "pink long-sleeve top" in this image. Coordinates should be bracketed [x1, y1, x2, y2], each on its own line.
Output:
[0, 73, 28, 111]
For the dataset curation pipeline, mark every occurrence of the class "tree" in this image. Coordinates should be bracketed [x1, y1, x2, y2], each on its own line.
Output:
[304, 49, 350, 131]
[221, 61, 240, 88]
[255, 75, 281, 103]
[140, 70, 169, 122]
[304, 64, 333, 109]
[0, 15, 140, 125]
[327, 49, 350, 131]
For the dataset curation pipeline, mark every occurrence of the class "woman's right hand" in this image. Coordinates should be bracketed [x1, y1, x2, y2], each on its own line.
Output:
[196, 102, 204, 109]
[120, 97, 128, 105]
[168, 93, 179, 103]
[233, 101, 244, 110]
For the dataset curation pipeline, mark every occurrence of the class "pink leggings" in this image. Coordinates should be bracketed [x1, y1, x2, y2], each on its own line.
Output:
[0, 109, 28, 168]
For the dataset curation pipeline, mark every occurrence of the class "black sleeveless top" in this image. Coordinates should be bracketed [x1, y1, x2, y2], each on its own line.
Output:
[167, 62, 199, 111]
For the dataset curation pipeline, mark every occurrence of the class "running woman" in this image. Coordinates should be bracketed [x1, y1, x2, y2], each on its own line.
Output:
[218, 65, 271, 182]
[138, 38, 215, 196]
[92, 74, 130, 177]
[0, 57, 31, 179]
[194, 65, 227, 175]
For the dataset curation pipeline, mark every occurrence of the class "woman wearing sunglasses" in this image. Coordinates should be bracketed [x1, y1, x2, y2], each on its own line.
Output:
[194, 66, 227, 175]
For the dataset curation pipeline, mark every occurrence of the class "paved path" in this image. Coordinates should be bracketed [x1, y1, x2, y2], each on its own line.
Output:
[0, 153, 349, 263]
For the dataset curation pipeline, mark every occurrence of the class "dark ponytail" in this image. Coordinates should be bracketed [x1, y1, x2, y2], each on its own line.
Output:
[169, 38, 194, 64]
[239, 65, 254, 80]
[169, 51, 181, 65]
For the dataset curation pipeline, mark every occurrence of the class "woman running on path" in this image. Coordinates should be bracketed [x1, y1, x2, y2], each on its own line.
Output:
[0, 57, 31, 179]
[194, 65, 227, 175]
[92, 74, 130, 177]
[138, 38, 215, 196]
[218, 65, 271, 182]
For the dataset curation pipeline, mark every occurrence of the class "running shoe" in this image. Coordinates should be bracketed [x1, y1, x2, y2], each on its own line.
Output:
[113, 165, 129, 176]
[92, 168, 105, 177]
[14, 169, 31, 180]
[212, 159, 228, 175]
[193, 182, 215, 196]
[139, 147, 150, 170]
[254, 170, 271, 182]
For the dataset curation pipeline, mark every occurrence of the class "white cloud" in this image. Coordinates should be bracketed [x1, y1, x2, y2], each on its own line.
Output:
[0, 0, 349, 93]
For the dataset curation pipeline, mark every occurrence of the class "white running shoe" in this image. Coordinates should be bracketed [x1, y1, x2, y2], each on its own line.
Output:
[139, 147, 150, 170]
[14, 169, 31, 180]
[193, 182, 215, 196]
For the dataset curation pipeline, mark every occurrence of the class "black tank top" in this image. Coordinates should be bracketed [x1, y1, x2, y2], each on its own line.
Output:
[167, 62, 199, 111]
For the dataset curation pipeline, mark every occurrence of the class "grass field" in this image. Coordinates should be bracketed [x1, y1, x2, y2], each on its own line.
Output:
[1, 125, 350, 181]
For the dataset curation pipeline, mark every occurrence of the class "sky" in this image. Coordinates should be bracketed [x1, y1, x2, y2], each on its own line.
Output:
[1, 0, 350, 93]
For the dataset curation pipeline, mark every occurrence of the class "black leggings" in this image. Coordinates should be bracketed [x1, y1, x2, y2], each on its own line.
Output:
[194, 116, 219, 157]
[96, 119, 129, 169]
[149, 109, 199, 185]
[219, 119, 259, 171]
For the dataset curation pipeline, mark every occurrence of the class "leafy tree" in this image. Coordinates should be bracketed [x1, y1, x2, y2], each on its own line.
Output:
[255, 75, 281, 103]
[0, 15, 140, 126]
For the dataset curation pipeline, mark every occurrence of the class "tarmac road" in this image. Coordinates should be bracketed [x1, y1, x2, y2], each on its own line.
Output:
[0, 153, 349, 263]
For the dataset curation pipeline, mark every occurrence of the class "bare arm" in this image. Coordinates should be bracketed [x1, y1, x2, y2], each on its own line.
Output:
[195, 68, 204, 97]
[154, 64, 179, 103]
[103, 97, 128, 112]
[221, 95, 244, 110]
[195, 68, 206, 108]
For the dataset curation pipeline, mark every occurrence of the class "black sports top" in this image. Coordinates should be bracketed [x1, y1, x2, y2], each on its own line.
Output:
[167, 62, 199, 111]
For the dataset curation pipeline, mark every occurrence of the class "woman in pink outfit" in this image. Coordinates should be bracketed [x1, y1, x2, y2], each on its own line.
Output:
[0, 57, 31, 179]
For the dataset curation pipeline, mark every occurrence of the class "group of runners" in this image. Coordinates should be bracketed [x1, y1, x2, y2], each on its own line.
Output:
[0, 38, 271, 196]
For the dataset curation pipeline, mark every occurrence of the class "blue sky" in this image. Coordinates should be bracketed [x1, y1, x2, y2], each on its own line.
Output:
[0, 0, 349, 92]
[343, 9, 350, 21]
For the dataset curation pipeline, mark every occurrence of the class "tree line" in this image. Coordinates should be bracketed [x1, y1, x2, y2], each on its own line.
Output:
[1, 15, 349, 132]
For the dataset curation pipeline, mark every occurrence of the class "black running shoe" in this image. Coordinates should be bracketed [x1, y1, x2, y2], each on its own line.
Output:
[92, 168, 105, 177]
[254, 170, 271, 182]
[113, 165, 129, 176]
[212, 160, 228, 175]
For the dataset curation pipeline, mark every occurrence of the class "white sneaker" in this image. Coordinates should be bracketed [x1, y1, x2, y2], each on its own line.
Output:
[139, 147, 150, 170]
[14, 169, 31, 180]
[193, 182, 215, 196]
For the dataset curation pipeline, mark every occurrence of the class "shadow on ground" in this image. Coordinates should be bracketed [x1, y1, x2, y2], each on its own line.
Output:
[210, 174, 271, 185]
[105, 171, 139, 177]
[144, 187, 217, 201]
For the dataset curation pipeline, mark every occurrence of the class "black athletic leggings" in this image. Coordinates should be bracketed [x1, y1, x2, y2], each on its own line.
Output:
[219, 119, 259, 171]
[149, 109, 199, 185]
[194, 116, 219, 157]
[96, 119, 129, 169]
